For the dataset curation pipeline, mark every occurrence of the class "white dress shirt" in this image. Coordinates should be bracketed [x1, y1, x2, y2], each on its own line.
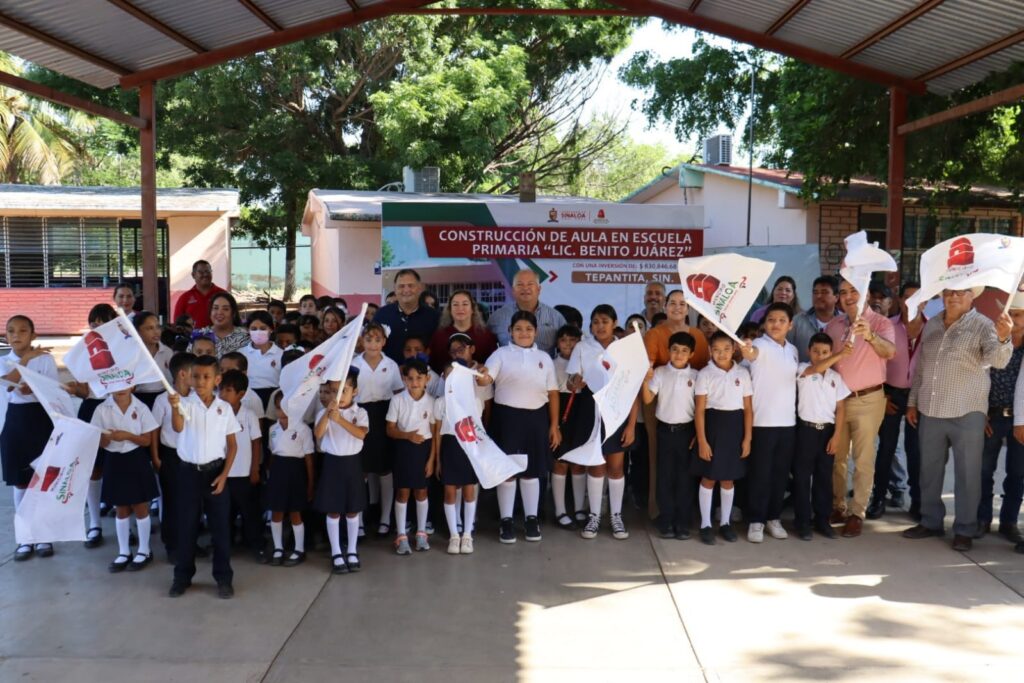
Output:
[176, 393, 242, 465]
[317, 404, 368, 456]
[90, 395, 158, 453]
[353, 353, 403, 402]
[227, 405, 262, 477]
[695, 362, 752, 411]
[269, 420, 315, 458]
[484, 344, 558, 410]
[797, 364, 851, 424]
[386, 390, 435, 439]
[749, 336, 798, 427]
[648, 364, 698, 424]
[240, 343, 283, 389]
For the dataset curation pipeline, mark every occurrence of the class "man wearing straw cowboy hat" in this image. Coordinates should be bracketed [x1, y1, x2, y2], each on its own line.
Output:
[904, 286, 1013, 552]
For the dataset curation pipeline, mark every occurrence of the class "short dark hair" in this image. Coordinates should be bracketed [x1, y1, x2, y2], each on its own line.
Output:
[812, 275, 839, 295]
[362, 321, 388, 339]
[900, 280, 921, 298]
[556, 324, 582, 341]
[247, 310, 274, 329]
[191, 259, 211, 273]
[651, 312, 668, 326]
[709, 330, 734, 346]
[267, 299, 286, 313]
[221, 351, 248, 372]
[112, 283, 134, 300]
[809, 332, 834, 350]
[275, 323, 300, 341]
[510, 310, 538, 330]
[193, 355, 220, 373]
[298, 294, 317, 307]
[281, 348, 305, 367]
[169, 352, 196, 378]
[394, 268, 422, 282]
[220, 369, 249, 393]
[283, 311, 301, 323]
[765, 302, 794, 321]
[316, 295, 334, 310]
[133, 310, 159, 330]
[346, 366, 359, 389]
[737, 321, 761, 339]
[88, 304, 117, 325]
[402, 358, 429, 376]
[868, 281, 893, 299]
[299, 314, 320, 329]
[554, 305, 583, 329]
[668, 331, 696, 351]
[590, 304, 618, 323]
[209, 291, 241, 326]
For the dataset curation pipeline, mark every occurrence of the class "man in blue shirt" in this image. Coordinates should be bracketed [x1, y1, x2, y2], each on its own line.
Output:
[487, 269, 566, 354]
[374, 268, 441, 363]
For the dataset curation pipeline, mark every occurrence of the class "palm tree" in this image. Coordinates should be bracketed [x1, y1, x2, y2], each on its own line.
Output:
[0, 53, 92, 184]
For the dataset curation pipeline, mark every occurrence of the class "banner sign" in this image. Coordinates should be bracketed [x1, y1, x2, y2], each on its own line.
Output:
[421, 226, 702, 260]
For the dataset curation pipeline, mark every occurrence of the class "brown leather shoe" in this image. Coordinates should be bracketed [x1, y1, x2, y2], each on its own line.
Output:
[952, 535, 972, 552]
[841, 515, 863, 538]
[828, 510, 849, 525]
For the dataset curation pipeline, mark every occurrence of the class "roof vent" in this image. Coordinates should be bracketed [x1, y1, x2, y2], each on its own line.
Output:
[402, 166, 440, 193]
[704, 135, 732, 166]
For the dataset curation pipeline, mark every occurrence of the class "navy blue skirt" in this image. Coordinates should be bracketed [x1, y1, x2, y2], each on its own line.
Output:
[253, 387, 276, 412]
[492, 403, 550, 479]
[359, 400, 392, 474]
[691, 409, 746, 482]
[314, 455, 366, 514]
[101, 446, 159, 506]
[266, 455, 308, 512]
[77, 397, 104, 423]
[393, 438, 431, 490]
[2, 402, 53, 487]
[440, 434, 478, 486]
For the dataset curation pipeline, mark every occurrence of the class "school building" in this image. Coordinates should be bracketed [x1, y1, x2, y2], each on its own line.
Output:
[0, 184, 238, 335]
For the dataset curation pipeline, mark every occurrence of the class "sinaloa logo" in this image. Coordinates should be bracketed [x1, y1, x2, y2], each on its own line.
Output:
[687, 273, 747, 321]
[947, 237, 974, 268]
[686, 273, 720, 302]
[454, 416, 479, 443]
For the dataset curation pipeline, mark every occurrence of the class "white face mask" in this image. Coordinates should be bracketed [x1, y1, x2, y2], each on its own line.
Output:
[249, 329, 270, 346]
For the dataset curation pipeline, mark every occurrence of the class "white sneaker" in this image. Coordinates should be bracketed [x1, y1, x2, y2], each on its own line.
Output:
[747, 522, 764, 543]
[766, 519, 788, 539]
[460, 534, 474, 555]
[447, 536, 461, 555]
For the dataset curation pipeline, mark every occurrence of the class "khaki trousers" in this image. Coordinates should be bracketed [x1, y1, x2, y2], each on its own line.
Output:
[832, 389, 886, 519]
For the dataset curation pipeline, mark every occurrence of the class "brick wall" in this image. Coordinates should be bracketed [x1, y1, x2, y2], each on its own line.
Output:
[818, 203, 860, 273]
[0, 288, 108, 335]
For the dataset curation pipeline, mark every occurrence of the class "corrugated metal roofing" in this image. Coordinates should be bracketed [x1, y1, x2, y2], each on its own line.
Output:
[0, 184, 240, 213]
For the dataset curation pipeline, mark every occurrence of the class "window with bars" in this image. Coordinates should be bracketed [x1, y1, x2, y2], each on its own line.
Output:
[901, 214, 1018, 281]
[0, 216, 168, 288]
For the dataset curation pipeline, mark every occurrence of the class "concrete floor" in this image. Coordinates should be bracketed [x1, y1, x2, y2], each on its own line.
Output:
[1, 481, 1022, 682]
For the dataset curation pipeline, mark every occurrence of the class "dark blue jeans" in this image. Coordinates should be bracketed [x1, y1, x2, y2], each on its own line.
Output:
[978, 413, 1024, 527]
[875, 387, 920, 508]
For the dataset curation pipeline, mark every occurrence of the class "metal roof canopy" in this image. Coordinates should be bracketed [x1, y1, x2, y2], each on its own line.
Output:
[0, 0, 1022, 307]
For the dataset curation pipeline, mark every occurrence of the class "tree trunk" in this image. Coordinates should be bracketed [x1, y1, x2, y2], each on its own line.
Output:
[283, 194, 298, 302]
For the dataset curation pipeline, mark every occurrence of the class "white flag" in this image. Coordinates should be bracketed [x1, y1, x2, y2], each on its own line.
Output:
[10, 363, 79, 424]
[678, 254, 775, 344]
[839, 231, 898, 315]
[63, 315, 164, 396]
[906, 234, 1024, 313]
[280, 304, 366, 424]
[444, 364, 525, 488]
[15, 416, 102, 544]
[561, 332, 648, 467]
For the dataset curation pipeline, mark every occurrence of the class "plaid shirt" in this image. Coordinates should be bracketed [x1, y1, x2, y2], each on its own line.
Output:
[910, 309, 1012, 418]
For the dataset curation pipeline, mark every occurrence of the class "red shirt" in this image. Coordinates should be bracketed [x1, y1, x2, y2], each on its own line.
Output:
[173, 284, 226, 329]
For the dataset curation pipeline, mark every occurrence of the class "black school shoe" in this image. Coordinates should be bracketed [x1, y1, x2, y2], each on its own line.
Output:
[719, 524, 738, 543]
[699, 526, 716, 545]
[814, 523, 838, 539]
[84, 528, 103, 549]
[499, 518, 516, 544]
[217, 582, 234, 599]
[657, 526, 675, 539]
[797, 527, 813, 541]
[168, 580, 190, 597]
[126, 552, 152, 572]
[524, 516, 542, 542]
[675, 528, 691, 541]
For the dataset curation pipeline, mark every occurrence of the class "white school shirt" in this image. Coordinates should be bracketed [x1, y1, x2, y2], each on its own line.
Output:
[135, 343, 173, 393]
[749, 336, 798, 427]
[90, 395, 159, 453]
[269, 420, 315, 458]
[316, 404, 369, 456]
[695, 362, 752, 411]
[426, 367, 444, 398]
[240, 343, 283, 390]
[553, 354, 571, 392]
[151, 390, 188, 448]
[796, 363, 851, 424]
[5, 351, 59, 405]
[566, 336, 613, 393]
[241, 388, 265, 420]
[353, 353, 403, 402]
[176, 393, 242, 465]
[227, 405, 262, 477]
[484, 344, 558, 410]
[386, 390, 435, 439]
[647, 364, 698, 424]
[434, 377, 494, 437]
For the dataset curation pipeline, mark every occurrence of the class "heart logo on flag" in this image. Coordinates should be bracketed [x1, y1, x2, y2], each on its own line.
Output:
[947, 237, 975, 268]
[454, 416, 479, 443]
[686, 274, 720, 303]
[308, 354, 324, 369]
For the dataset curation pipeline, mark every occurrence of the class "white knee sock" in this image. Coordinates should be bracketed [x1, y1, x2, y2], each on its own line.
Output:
[497, 480, 516, 519]
[367, 473, 380, 505]
[444, 503, 459, 537]
[326, 516, 341, 556]
[292, 523, 305, 553]
[136, 515, 151, 556]
[455, 489, 463, 529]
[394, 501, 408, 536]
[380, 474, 395, 527]
[415, 498, 428, 533]
[572, 473, 586, 512]
[346, 516, 359, 554]
[720, 487, 735, 525]
[608, 477, 625, 516]
[699, 486, 714, 528]
[587, 475, 604, 516]
[115, 516, 130, 556]
[271, 521, 283, 550]
[87, 479, 102, 529]
[463, 499, 477, 537]
[12, 488, 25, 510]
[520, 478, 540, 517]
[552, 473, 567, 516]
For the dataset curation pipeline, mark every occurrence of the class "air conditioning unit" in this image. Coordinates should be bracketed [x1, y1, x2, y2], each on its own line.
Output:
[403, 166, 440, 193]
[704, 135, 732, 166]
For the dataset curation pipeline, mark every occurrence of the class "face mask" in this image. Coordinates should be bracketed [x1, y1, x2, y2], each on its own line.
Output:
[250, 329, 270, 345]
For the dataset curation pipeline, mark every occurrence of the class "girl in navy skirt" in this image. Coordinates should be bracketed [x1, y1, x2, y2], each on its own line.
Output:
[694, 331, 753, 545]
[386, 358, 436, 555]
[132, 311, 173, 409]
[552, 324, 589, 529]
[568, 305, 638, 542]
[2, 315, 59, 561]
[314, 369, 368, 574]
[239, 310, 282, 413]
[90, 388, 160, 572]
[480, 311, 560, 545]
[352, 322, 403, 536]
[265, 391, 315, 566]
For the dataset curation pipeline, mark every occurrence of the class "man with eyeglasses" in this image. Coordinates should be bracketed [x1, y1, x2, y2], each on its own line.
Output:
[172, 259, 225, 329]
[375, 268, 441, 363]
[487, 270, 566, 354]
[904, 287, 1013, 552]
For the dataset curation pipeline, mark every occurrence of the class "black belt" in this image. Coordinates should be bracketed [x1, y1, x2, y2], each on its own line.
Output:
[989, 406, 1013, 418]
[658, 420, 694, 433]
[884, 385, 910, 395]
[180, 458, 224, 473]
[799, 419, 833, 431]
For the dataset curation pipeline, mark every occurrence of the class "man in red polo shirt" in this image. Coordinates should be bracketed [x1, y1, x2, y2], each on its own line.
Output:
[173, 260, 225, 328]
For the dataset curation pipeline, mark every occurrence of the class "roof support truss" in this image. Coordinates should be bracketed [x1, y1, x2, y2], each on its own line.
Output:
[840, 0, 945, 59]
[0, 69, 147, 128]
[236, 0, 283, 32]
[766, 0, 812, 37]
[897, 82, 1024, 135]
[105, 0, 206, 53]
[0, 9, 130, 76]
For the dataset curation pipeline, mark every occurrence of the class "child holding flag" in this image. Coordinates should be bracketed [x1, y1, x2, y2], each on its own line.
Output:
[132, 311, 173, 409]
[552, 324, 588, 528]
[151, 352, 195, 562]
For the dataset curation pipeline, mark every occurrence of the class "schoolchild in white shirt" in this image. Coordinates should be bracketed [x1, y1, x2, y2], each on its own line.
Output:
[403, 336, 444, 398]
[480, 310, 560, 544]
[239, 310, 283, 412]
[151, 351, 195, 561]
[643, 331, 699, 540]
[386, 358, 437, 555]
[132, 311, 173, 409]
[794, 333, 851, 540]
[219, 353, 266, 419]
[694, 331, 753, 546]
[91, 388, 159, 572]
[551, 325, 589, 529]
[218, 370, 264, 557]
[314, 370, 369, 574]
[264, 391, 315, 567]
